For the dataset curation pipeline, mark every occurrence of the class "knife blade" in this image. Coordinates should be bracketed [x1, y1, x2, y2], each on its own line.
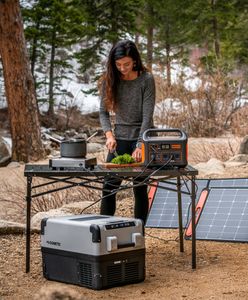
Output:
[113, 150, 118, 157]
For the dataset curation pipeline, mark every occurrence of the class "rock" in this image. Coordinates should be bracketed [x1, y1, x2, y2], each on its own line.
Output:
[33, 284, 86, 300]
[224, 161, 246, 168]
[239, 135, 248, 154]
[47, 149, 60, 158]
[0, 136, 11, 167]
[7, 161, 22, 168]
[194, 158, 225, 175]
[0, 219, 39, 234]
[31, 208, 73, 231]
[87, 142, 103, 153]
[62, 201, 95, 214]
[227, 154, 248, 163]
[31, 201, 94, 231]
[65, 129, 78, 138]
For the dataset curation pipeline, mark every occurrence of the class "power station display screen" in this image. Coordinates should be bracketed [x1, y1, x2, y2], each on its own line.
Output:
[161, 144, 170, 150]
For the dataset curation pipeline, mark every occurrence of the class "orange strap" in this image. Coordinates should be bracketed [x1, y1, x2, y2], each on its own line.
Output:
[185, 189, 209, 238]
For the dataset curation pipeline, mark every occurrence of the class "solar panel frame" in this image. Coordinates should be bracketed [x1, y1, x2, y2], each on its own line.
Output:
[145, 179, 208, 228]
[209, 178, 248, 188]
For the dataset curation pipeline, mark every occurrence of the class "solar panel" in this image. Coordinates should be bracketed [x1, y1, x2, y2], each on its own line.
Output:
[194, 188, 248, 242]
[145, 179, 208, 228]
[209, 178, 248, 188]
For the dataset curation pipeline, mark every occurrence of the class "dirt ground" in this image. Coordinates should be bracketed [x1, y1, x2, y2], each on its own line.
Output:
[1, 140, 248, 300]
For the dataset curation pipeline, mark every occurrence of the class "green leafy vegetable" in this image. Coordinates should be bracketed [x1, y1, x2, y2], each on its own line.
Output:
[111, 153, 135, 164]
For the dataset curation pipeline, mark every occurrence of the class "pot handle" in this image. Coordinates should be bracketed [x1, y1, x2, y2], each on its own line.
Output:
[86, 131, 98, 142]
[45, 134, 62, 144]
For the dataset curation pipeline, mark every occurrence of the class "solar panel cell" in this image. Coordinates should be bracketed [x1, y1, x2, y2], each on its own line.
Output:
[195, 187, 248, 242]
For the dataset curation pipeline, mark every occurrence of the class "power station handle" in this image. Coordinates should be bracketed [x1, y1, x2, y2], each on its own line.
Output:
[142, 128, 187, 141]
[117, 242, 135, 249]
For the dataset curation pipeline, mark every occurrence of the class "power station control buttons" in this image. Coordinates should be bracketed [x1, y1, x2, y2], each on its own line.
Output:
[161, 144, 170, 150]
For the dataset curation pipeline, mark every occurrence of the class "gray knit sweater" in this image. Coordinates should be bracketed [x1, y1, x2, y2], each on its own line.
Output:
[99, 72, 155, 141]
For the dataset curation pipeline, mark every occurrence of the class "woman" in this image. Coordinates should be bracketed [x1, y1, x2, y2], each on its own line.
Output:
[99, 40, 155, 223]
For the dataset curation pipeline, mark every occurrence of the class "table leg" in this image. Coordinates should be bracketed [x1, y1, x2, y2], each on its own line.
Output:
[25, 176, 32, 273]
[191, 175, 196, 269]
[177, 176, 184, 252]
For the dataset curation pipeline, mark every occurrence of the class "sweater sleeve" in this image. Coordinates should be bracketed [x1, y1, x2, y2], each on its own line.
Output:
[99, 82, 112, 133]
[139, 74, 155, 141]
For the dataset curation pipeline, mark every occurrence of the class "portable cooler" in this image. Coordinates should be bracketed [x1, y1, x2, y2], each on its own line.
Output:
[41, 214, 145, 290]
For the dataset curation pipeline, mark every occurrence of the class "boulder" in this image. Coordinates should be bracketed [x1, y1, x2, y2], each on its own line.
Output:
[0, 136, 11, 167]
[0, 219, 39, 234]
[226, 154, 248, 164]
[61, 201, 95, 214]
[31, 208, 73, 231]
[7, 161, 22, 168]
[239, 135, 248, 154]
[87, 142, 103, 153]
[224, 161, 246, 168]
[194, 158, 225, 175]
[31, 201, 95, 231]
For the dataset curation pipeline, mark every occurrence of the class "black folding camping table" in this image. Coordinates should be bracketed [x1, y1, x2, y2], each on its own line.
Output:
[24, 164, 198, 273]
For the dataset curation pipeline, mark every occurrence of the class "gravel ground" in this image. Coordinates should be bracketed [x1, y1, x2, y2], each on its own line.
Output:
[1, 229, 248, 300]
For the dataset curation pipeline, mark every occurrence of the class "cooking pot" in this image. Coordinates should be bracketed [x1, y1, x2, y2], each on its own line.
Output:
[60, 138, 86, 158]
[47, 131, 98, 158]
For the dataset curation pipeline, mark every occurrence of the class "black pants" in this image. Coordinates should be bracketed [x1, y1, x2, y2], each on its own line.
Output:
[100, 139, 148, 224]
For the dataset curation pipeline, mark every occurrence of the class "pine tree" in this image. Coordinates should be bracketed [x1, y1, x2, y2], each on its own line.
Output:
[22, 0, 85, 117]
[74, 0, 141, 76]
[139, 0, 191, 85]
[185, 0, 248, 71]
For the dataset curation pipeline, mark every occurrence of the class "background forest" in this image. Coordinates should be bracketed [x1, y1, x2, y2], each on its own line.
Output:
[0, 0, 248, 162]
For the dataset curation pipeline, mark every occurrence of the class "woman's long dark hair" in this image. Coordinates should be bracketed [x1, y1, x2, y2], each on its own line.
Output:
[102, 40, 147, 112]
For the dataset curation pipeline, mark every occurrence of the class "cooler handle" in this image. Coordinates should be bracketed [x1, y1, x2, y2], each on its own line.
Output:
[106, 233, 143, 252]
[117, 242, 135, 249]
[106, 237, 135, 251]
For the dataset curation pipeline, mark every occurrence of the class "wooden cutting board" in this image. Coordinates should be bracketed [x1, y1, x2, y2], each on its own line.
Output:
[101, 162, 143, 168]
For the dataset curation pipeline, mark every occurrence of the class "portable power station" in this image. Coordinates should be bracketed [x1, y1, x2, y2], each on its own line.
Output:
[141, 128, 188, 168]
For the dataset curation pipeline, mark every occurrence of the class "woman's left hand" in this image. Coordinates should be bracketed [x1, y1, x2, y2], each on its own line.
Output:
[132, 148, 142, 162]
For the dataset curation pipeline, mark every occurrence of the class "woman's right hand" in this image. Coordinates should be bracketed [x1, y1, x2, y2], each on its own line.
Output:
[105, 131, 117, 152]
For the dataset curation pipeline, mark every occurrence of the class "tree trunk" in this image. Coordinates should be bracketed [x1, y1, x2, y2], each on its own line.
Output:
[211, 0, 220, 58]
[146, 4, 154, 71]
[47, 27, 56, 117]
[110, 2, 118, 45]
[147, 26, 153, 71]
[135, 32, 140, 47]
[165, 24, 171, 87]
[30, 20, 40, 76]
[30, 21, 41, 116]
[165, 41, 171, 87]
[0, 0, 45, 162]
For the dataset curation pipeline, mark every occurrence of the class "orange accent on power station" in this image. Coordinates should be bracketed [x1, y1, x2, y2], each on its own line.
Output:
[171, 144, 181, 149]
[141, 143, 145, 163]
[186, 143, 188, 161]
[185, 189, 209, 238]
